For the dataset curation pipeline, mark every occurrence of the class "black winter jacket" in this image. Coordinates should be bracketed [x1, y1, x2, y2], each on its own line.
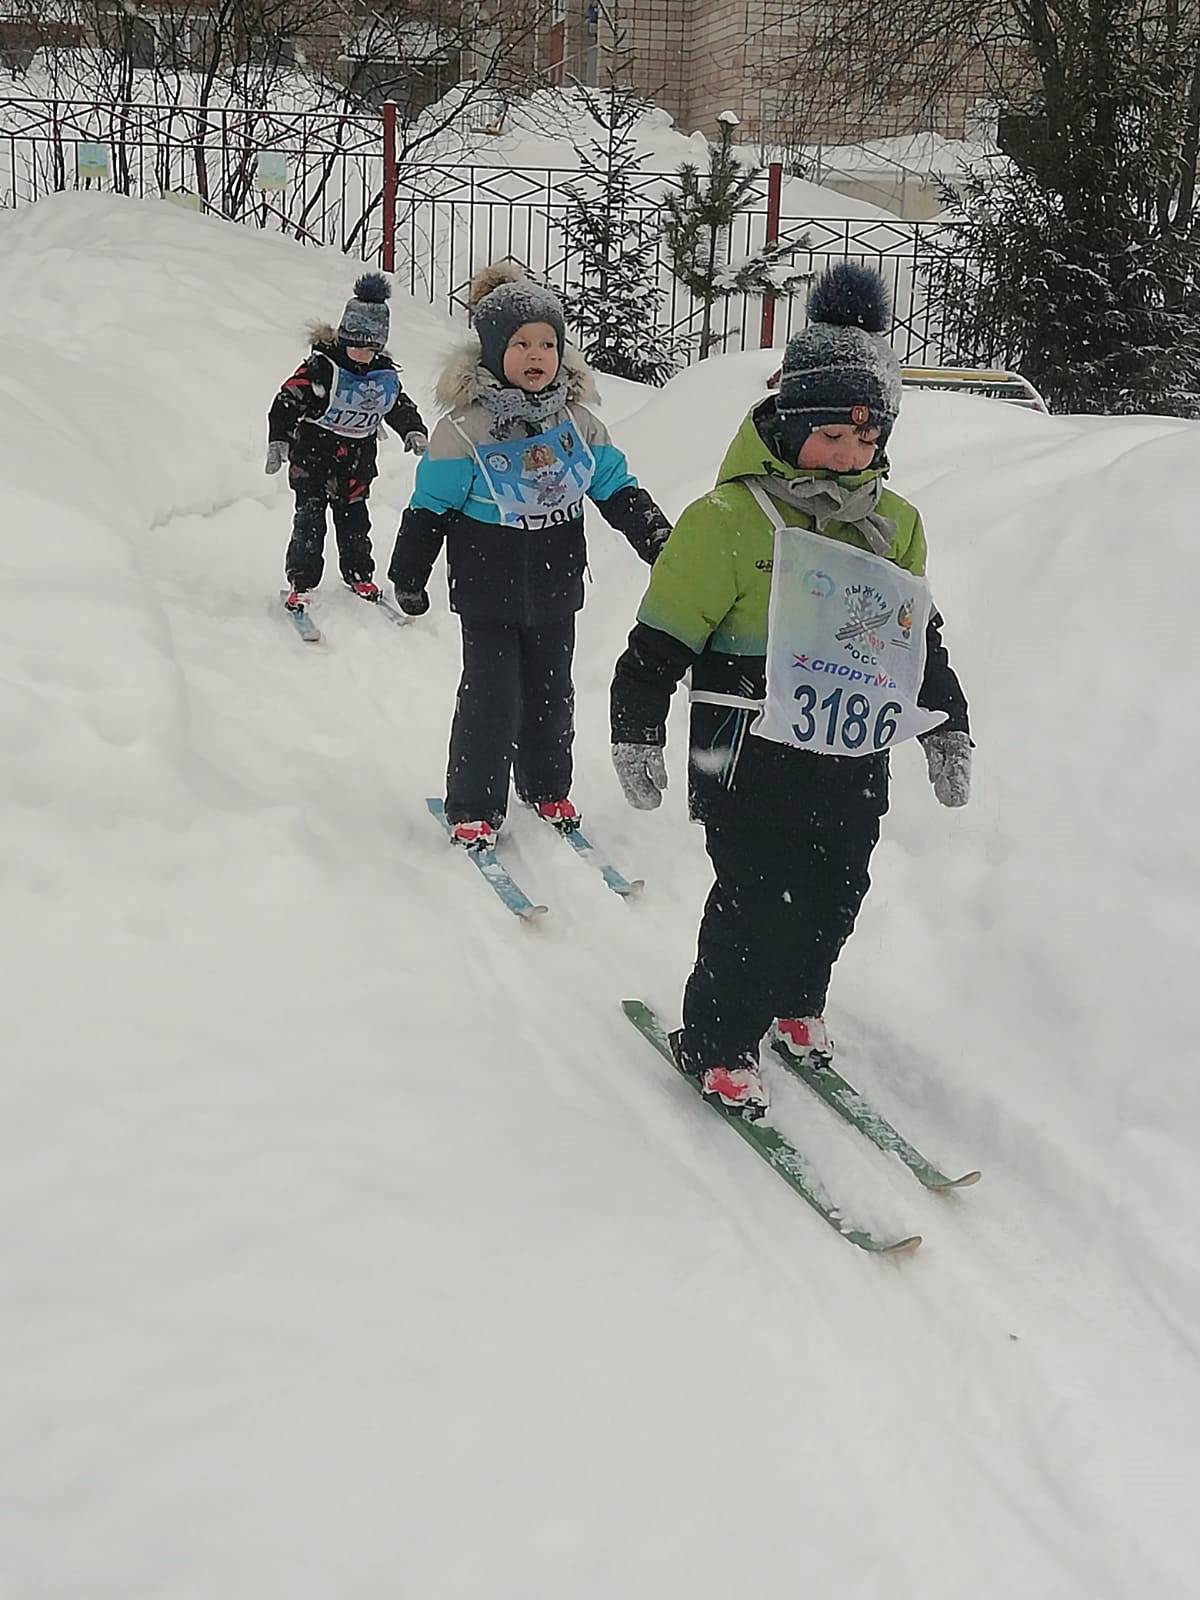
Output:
[268, 336, 425, 494]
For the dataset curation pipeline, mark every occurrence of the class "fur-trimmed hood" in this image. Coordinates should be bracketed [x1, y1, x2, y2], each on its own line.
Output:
[435, 339, 597, 412]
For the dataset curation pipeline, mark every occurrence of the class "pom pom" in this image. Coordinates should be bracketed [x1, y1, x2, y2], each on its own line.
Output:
[807, 263, 891, 335]
[352, 271, 391, 303]
[469, 260, 524, 307]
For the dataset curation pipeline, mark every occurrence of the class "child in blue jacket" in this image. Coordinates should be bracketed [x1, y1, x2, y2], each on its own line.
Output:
[389, 262, 670, 849]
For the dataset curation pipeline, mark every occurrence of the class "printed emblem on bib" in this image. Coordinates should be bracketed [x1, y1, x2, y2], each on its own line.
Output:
[313, 364, 400, 438]
[471, 418, 596, 529]
[835, 582, 894, 666]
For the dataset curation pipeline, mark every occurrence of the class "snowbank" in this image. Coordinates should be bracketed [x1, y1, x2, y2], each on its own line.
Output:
[4, 194, 1198, 1600]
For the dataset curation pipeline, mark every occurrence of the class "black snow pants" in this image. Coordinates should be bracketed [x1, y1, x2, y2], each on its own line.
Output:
[445, 618, 576, 826]
[284, 478, 374, 591]
[678, 812, 880, 1073]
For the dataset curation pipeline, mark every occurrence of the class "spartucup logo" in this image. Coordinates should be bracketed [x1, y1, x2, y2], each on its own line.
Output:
[802, 569, 835, 599]
[892, 598, 915, 648]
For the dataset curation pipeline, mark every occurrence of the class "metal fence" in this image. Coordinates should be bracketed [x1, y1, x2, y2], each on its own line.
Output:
[0, 94, 971, 364]
[0, 97, 387, 254]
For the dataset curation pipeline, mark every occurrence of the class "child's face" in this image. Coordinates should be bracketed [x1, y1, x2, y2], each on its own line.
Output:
[502, 323, 560, 391]
[345, 344, 377, 364]
[797, 422, 881, 474]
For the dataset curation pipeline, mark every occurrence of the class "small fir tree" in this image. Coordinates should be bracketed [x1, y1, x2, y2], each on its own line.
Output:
[560, 83, 689, 385]
[664, 112, 809, 358]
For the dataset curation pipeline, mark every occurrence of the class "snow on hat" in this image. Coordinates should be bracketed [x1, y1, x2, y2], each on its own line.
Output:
[776, 264, 903, 457]
[337, 272, 391, 349]
[469, 261, 566, 382]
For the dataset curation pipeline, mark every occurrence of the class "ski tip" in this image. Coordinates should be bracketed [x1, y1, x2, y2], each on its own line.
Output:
[939, 1170, 982, 1190]
[519, 903, 551, 921]
[615, 878, 646, 897]
[880, 1234, 923, 1255]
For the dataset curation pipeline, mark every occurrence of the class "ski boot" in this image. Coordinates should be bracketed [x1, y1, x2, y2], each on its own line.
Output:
[349, 579, 381, 602]
[669, 1030, 769, 1120]
[450, 819, 498, 852]
[284, 588, 311, 612]
[771, 1016, 833, 1069]
[534, 798, 581, 833]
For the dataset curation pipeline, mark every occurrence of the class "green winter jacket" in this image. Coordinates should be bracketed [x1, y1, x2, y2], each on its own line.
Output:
[637, 407, 928, 662]
[610, 399, 968, 826]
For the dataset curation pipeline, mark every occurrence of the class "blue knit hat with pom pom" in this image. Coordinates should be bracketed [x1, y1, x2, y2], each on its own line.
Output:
[337, 272, 391, 349]
[777, 264, 903, 457]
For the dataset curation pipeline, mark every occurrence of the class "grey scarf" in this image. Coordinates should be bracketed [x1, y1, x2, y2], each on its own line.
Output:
[751, 471, 896, 556]
[478, 376, 570, 440]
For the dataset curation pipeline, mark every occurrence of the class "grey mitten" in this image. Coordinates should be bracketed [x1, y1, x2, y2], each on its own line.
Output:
[612, 742, 668, 810]
[265, 440, 289, 475]
[404, 431, 429, 454]
[922, 729, 972, 808]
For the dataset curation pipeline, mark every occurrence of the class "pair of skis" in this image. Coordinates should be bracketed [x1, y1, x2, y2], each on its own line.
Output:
[280, 588, 411, 644]
[622, 1000, 980, 1256]
[428, 798, 642, 917]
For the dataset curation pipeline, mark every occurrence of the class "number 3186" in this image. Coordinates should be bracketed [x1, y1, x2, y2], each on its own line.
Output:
[793, 685, 902, 751]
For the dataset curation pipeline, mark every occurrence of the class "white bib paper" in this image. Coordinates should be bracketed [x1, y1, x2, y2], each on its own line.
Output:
[748, 483, 947, 757]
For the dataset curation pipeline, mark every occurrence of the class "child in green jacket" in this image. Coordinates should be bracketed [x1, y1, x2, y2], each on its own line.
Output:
[609, 264, 971, 1117]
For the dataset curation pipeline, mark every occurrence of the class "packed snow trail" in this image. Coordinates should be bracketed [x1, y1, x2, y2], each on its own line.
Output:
[2, 195, 1198, 1599]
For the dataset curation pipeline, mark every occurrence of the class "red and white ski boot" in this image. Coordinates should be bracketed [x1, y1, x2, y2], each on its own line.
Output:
[450, 819, 498, 852]
[349, 579, 381, 601]
[699, 1060, 769, 1119]
[772, 1016, 833, 1068]
[535, 798, 581, 833]
[284, 588, 311, 612]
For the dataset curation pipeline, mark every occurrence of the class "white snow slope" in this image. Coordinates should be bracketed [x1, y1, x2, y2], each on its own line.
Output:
[3, 194, 1198, 1600]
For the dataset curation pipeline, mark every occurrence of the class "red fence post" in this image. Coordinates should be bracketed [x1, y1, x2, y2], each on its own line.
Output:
[759, 161, 783, 348]
[381, 100, 397, 272]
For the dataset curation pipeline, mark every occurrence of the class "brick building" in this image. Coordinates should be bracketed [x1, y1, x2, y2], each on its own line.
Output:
[538, 0, 1009, 145]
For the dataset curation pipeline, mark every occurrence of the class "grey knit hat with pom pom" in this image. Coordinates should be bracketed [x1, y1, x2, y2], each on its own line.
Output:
[470, 261, 566, 382]
[777, 264, 903, 455]
[337, 272, 391, 349]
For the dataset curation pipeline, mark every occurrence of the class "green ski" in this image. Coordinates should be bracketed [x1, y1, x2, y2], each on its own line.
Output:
[770, 1043, 981, 1191]
[622, 1001, 921, 1255]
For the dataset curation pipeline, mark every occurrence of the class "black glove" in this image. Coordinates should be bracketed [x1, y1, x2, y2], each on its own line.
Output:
[393, 586, 430, 617]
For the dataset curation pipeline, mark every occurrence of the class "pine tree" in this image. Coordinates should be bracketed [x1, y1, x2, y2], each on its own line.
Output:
[926, 0, 1200, 415]
[560, 84, 688, 386]
[664, 113, 809, 359]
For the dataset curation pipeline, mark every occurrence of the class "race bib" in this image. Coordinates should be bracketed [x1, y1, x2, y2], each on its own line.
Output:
[471, 418, 596, 529]
[312, 363, 401, 438]
[748, 483, 947, 757]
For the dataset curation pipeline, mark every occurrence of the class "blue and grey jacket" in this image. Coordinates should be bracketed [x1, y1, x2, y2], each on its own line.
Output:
[389, 344, 670, 625]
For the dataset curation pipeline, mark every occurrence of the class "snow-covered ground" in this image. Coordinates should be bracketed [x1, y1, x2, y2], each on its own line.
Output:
[4, 193, 1198, 1599]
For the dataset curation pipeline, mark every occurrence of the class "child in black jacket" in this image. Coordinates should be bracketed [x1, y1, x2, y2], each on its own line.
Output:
[267, 273, 426, 609]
